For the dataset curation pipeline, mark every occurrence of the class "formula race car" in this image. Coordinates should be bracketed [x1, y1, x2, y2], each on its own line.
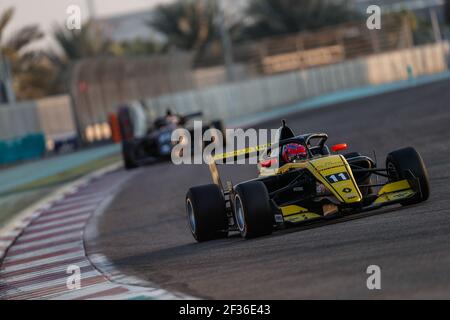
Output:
[185, 121, 430, 241]
[118, 103, 224, 170]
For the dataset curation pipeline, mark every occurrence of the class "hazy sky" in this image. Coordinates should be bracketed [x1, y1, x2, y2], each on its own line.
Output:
[1, 0, 173, 50]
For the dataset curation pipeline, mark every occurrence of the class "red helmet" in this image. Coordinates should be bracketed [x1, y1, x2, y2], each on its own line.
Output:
[282, 143, 307, 163]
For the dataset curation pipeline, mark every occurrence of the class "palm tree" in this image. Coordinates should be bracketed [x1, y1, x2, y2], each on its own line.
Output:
[13, 51, 64, 98]
[0, 7, 48, 100]
[47, 22, 118, 95]
[118, 39, 166, 57]
[241, 0, 361, 40]
[1, 8, 43, 54]
[52, 22, 115, 61]
[148, 0, 219, 55]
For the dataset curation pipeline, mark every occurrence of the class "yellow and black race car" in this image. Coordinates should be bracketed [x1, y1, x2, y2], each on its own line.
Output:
[185, 121, 430, 242]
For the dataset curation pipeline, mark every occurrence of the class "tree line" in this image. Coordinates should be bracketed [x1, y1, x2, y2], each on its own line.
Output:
[2, 0, 425, 101]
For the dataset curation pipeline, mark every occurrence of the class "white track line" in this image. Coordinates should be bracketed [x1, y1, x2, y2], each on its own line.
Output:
[36, 209, 93, 224]
[19, 224, 85, 241]
[11, 231, 84, 251]
[50, 199, 102, 211]
[26, 214, 91, 231]
[1, 261, 92, 283]
[1, 271, 102, 296]
[1, 252, 86, 273]
[56, 194, 108, 205]
[41, 204, 97, 216]
[48, 283, 126, 300]
[4, 242, 83, 261]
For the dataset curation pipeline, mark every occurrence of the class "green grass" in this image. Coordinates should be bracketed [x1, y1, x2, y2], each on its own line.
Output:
[8, 153, 121, 194]
[0, 188, 54, 228]
[0, 153, 121, 228]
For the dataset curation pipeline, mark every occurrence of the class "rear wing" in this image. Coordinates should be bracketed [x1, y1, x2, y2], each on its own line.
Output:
[182, 111, 203, 121]
[212, 143, 271, 163]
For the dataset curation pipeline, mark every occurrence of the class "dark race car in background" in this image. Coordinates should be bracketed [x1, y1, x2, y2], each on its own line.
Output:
[118, 103, 224, 170]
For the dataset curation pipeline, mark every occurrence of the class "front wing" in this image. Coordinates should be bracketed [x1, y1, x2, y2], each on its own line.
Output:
[278, 178, 419, 224]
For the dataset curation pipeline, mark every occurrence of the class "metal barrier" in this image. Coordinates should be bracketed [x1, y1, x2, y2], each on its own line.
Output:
[0, 133, 46, 165]
[0, 95, 77, 164]
[142, 42, 449, 123]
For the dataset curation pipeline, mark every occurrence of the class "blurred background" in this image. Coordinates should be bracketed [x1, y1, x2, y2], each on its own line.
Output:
[0, 0, 449, 164]
[0, 0, 450, 156]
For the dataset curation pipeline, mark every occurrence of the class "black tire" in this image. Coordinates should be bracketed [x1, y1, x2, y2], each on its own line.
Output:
[186, 184, 228, 242]
[386, 147, 430, 205]
[122, 141, 138, 170]
[234, 181, 274, 239]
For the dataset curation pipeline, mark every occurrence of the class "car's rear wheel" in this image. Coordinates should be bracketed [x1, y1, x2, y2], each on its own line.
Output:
[122, 141, 138, 170]
[186, 184, 228, 242]
[386, 147, 430, 205]
[234, 182, 274, 239]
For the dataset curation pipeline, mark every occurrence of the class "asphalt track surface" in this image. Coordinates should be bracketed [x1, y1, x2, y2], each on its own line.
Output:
[87, 79, 450, 299]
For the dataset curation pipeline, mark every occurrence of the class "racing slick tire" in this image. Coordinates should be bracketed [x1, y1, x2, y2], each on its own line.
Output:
[186, 184, 228, 242]
[122, 141, 139, 170]
[234, 182, 274, 239]
[386, 147, 430, 205]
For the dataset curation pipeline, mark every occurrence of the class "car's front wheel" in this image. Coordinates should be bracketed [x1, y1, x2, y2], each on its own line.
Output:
[386, 147, 430, 205]
[234, 182, 274, 239]
[186, 184, 228, 242]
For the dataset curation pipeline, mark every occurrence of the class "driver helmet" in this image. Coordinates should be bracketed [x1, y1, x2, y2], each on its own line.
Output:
[282, 143, 307, 163]
[165, 109, 179, 125]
